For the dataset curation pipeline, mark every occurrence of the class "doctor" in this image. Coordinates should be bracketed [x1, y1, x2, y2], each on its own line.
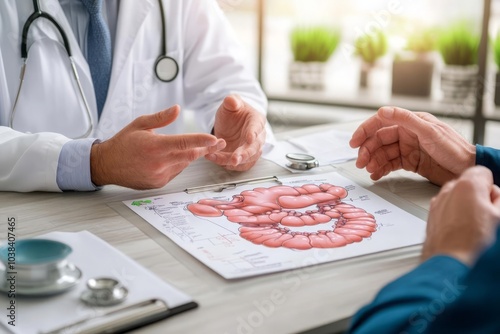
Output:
[0, 0, 271, 192]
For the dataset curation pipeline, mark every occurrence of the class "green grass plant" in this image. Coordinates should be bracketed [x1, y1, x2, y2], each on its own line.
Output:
[493, 30, 500, 69]
[406, 28, 437, 53]
[438, 21, 479, 66]
[290, 26, 341, 62]
[354, 29, 388, 65]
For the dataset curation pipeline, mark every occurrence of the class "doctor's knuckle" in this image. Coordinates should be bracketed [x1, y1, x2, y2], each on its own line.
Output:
[153, 112, 165, 125]
[185, 149, 202, 161]
[176, 138, 191, 150]
[134, 114, 149, 126]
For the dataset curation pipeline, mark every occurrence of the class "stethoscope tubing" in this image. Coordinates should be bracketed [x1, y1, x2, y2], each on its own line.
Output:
[11, 0, 177, 138]
[22, 0, 73, 58]
[11, 0, 93, 139]
[155, 0, 178, 82]
[158, 0, 167, 57]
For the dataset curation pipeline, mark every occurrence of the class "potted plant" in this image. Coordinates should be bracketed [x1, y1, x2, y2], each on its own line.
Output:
[437, 21, 480, 104]
[493, 30, 500, 106]
[289, 26, 341, 90]
[354, 29, 388, 88]
[391, 28, 437, 97]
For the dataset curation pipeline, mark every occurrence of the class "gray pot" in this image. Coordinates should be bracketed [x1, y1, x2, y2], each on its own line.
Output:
[391, 58, 434, 97]
[359, 65, 371, 88]
[495, 72, 500, 106]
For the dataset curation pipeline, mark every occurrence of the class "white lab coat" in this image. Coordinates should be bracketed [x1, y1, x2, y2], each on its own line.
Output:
[0, 0, 268, 192]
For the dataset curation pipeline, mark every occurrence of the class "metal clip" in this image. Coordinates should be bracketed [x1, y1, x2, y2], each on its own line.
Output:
[185, 176, 282, 194]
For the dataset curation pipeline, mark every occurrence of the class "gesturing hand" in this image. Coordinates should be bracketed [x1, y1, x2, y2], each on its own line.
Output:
[205, 95, 266, 171]
[422, 166, 500, 265]
[349, 106, 476, 186]
[90, 105, 225, 190]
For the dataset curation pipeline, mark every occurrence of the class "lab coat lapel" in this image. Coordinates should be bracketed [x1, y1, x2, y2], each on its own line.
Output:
[25, 0, 98, 126]
[108, 0, 154, 96]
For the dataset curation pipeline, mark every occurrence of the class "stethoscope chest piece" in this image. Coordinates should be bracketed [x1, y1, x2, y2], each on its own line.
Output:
[155, 56, 179, 82]
[286, 153, 319, 170]
[80, 277, 128, 306]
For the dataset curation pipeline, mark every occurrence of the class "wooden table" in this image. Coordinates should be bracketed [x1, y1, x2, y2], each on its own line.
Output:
[0, 123, 440, 334]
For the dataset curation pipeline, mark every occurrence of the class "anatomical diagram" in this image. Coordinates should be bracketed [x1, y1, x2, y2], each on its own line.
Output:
[187, 183, 377, 250]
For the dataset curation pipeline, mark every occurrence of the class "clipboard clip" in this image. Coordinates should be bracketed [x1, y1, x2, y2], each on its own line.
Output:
[40, 299, 198, 334]
[185, 176, 282, 194]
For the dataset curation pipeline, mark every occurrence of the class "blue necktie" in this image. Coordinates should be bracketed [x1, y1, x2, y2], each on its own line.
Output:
[80, 0, 112, 117]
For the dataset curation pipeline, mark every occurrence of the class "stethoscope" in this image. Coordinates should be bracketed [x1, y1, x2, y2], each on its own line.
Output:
[285, 153, 319, 170]
[155, 0, 179, 82]
[10, 0, 178, 139]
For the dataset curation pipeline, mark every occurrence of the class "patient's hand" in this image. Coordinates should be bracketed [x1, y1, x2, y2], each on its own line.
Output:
[349, 106, 476, 186]
[422, 166, 500, 265]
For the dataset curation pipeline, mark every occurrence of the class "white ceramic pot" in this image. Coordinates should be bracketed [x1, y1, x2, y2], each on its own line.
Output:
[440, 65, 478, 105]
[289, 61, 326, 90]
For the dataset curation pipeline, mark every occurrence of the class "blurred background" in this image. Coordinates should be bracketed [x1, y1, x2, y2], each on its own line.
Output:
[217, 0, 500, 146]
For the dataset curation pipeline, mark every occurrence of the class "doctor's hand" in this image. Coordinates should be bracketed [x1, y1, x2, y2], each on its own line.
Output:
[349, 106, 476, 186]
[422, 166, 500, 266]
[206, 95, 266, 171]
[90, 105, 226, 190]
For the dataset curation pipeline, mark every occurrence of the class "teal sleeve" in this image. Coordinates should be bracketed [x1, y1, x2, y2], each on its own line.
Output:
[348, 256, 469, 334]
[426, 227, 500, 333]
[475, 144, 500, 186]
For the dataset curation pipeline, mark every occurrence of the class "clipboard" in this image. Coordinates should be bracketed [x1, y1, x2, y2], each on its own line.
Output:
[0, 231, 199, 334]
[41, 298, 198, 334]
[120, 169, 428, 280]
[182, 170, 427, 221]
[333, 166, 428, 221]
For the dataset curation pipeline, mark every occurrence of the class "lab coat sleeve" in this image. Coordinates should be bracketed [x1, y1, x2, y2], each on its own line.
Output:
[347, 255, 469, 334]
[475, 144, 500, 186]
[180, 0, 271, 137]
[0, 126, 70, 192]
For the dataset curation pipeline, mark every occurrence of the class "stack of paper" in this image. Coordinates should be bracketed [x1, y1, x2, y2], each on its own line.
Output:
[0, 231, 196, 334]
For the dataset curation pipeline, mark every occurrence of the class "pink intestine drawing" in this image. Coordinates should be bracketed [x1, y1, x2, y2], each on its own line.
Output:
[187, 183, 377, 250]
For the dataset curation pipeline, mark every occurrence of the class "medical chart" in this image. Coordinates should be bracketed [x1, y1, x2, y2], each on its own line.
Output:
[124, 172, 426, 279]
[262, 129, 358, 172]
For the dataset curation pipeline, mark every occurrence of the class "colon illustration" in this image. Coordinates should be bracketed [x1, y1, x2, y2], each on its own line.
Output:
[187, 183, 377, 250]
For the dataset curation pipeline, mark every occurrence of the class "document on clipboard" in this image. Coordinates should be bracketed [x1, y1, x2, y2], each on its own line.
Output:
[0, 231, 197, 334]
[124, 171, 427, 280]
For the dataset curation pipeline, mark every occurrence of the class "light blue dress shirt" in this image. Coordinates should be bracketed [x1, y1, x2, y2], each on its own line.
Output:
[56, 0, 118, 191]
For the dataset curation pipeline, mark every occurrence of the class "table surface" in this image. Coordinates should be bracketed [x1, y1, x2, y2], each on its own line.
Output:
[0, 122, 440, 334]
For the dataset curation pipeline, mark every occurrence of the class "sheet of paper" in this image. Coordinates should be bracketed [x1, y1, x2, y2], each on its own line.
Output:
[0, 231, 194, 334]
[262, 129, 358, 172]
[124, 172, 426, 280]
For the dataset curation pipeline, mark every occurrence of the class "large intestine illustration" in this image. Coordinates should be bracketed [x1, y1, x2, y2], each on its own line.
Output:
[187, 183, 377, 250]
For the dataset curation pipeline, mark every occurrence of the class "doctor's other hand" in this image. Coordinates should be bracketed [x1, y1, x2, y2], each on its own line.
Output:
[90, 105, 226, 190]
[422, 166, 500, 266]
[349, 106, 476, 186]
[206, 94, 266, 171]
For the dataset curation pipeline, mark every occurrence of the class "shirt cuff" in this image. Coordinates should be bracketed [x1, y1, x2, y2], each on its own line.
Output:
[56, 138, 102, 191]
